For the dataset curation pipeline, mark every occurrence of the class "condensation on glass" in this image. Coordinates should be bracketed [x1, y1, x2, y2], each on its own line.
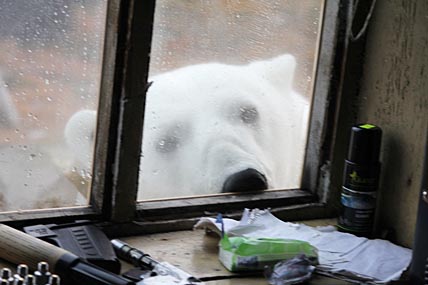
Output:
[138, 1, 325, 200]
[0, 1, 106, 211]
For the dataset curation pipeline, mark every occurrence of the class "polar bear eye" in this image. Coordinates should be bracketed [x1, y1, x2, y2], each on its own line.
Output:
[239, 105, 259, 125]
[156, 135, 180, 153]
[155, 123, 190, 154]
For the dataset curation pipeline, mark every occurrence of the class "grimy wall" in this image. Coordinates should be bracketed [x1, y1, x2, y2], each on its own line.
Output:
[358, 0, 428, 247]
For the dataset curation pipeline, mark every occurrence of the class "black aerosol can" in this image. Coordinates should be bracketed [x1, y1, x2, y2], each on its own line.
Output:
[338, 124, 382, 237]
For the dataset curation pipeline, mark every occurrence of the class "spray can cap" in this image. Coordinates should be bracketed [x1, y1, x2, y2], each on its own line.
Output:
[347, 124, 382, 164]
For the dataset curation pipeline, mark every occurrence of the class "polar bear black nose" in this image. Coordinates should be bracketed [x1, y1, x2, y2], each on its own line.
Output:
[222, 168, 268, 193]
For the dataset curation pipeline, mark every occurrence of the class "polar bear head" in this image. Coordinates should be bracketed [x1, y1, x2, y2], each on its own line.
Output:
[139, 54, 309, 199]
[65, 54, 310, 200]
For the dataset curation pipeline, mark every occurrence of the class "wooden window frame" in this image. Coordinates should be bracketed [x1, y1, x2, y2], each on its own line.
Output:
[2, 0, 357, 234]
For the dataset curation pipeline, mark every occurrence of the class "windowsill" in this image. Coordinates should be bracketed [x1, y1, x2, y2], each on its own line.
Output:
[119, 218, 353, 284]
[0, 218, 409, 284]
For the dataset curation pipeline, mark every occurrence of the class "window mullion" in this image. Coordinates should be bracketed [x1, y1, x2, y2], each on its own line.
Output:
[109, 0, 155, 222]
[90, 0, 122, 217]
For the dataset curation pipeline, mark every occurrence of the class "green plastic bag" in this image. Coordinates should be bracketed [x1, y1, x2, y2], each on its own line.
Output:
[219, 235, 318, 272]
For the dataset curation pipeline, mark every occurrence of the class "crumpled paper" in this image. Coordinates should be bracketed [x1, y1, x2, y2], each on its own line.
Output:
[194, 208, 412, 284]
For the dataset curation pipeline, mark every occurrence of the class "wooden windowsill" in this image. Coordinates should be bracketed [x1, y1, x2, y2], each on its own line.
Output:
[0, 218, 409, 284]
[120, 218, 355, 284]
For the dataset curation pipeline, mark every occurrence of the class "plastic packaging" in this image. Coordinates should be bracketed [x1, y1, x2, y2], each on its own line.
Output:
[264, 254, 315, 285]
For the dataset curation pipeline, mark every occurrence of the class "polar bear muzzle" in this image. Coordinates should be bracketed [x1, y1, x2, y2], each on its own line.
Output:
[222, 168, 267, 193]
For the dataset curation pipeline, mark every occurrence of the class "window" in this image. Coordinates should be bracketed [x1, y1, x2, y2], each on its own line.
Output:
[0, 0, 349, 227]
[0, 1, 107, 212]
[138, 1, 323, 201]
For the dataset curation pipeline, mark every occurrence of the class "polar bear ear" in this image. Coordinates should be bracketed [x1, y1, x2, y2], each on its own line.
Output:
[249, 54, 297, 92]
[64, 109, 97, 169]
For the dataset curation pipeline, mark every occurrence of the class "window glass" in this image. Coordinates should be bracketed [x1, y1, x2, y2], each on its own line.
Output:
[0, 1, 106, 211]
[138, 1, 324, 200]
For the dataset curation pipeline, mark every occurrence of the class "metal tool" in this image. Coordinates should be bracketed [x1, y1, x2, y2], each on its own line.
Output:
[111, 239, 204, 285]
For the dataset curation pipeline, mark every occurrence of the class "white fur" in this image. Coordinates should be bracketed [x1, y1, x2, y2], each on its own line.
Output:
[64, 109, 97, 172]
[65, 55, 310, 200]
[0, 72, 86, 211]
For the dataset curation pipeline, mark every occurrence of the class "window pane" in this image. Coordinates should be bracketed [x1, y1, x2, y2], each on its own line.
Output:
[138, 1, 324, 200]
[0, 1, 106, 211]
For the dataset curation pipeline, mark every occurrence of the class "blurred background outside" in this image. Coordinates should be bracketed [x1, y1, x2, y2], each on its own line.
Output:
[0, 1, 106, 211]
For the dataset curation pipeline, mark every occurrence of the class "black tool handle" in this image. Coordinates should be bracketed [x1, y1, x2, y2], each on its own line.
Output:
[55, 253, 135, 285]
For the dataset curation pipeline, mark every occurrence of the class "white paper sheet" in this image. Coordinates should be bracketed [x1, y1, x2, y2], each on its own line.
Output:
[194, 209, 412, 284]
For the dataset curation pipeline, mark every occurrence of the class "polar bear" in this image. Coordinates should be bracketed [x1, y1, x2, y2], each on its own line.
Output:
[65, 54, 310, 200]
[0, 71, 86, 211]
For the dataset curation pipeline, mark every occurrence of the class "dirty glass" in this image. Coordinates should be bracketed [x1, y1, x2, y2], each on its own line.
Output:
[0, 1, 107, 211]
[138, 1, 325, 200]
